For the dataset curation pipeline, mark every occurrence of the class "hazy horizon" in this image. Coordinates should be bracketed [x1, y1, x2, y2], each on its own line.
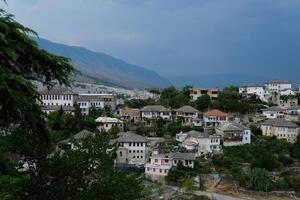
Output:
[3, 0, 300, 80]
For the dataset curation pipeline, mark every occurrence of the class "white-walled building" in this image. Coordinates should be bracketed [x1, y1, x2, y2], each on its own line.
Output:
[140, 105, 172, 120]
[174, 105, 202, 126]
[262, 107, 285, 119]
[215, 122, 251, 146]
[116, 132, 149, 166]
[145, 152, 196, 180]
[261, 118, 299, 143]
[239, 83, 269, 102]
[39, 87, 76, 107]
[176, 131, 221, 156]
[280, 88, 296, 96]
[203, 109, 229, 127]
[95, 117, 123, 132]
[265, 80, 292, 93]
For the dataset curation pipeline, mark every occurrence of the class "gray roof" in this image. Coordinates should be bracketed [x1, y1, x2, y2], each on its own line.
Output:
[76, 94, 115, 102]
[39, 86, 76, 95]
[216, 121, 248, 132]
[185, 130, 209, 138]
[141, 105, 170, 112]
[175, 105, 200, 113]
[169, 152, 196, 161]
[262, 118, 298, 128]
[266, 79, 291, 84]
[117, 132, 148, 143]
[261, 106, 284, 112]
[240, 83, 265, 88]
[41, 105, 75, 111]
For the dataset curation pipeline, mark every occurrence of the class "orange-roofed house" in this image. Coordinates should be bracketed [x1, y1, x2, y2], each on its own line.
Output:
[204, 109, 229, 127]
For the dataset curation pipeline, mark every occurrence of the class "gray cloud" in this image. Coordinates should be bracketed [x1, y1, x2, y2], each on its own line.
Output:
[2, 0, 300, 78]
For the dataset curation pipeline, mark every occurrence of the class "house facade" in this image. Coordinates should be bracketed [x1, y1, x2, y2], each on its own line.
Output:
[174, 105, 202, 126]
[39, 87, 76, 107]
[203, 109, 229, 127]
[116, 132, 149, 166]
[145, 152, 196, 180]
[261, 118, 299, 143]
[215, 121, 251, 146]
[239, 83, 269, 102]
[265, 80, 292, 93]
[95, 117, 123, 132]
[189, 88, 219, 101]
[140, 105, 172, 120]
[176, 131, 221, 156]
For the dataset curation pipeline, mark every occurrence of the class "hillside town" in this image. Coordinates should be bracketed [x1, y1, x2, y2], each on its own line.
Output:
[36, 79, 300, 199]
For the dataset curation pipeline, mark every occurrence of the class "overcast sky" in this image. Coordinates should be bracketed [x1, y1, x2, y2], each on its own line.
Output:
[2, 0, 300, 77]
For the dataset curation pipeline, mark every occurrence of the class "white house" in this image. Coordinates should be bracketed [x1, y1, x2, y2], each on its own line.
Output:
[265, 80, 292, 93]
[261, 118, 299, 143]
[95, 117, 123, 132]
[39, 86, 76, 107]
[174, 105, 202, 126]
[203, 109, 229, 127]
[116, 132, 149, 166]
[145, 152, 196, 180]
[239, 83, 269, 102]
[176, 130, 221, 156]
[215, 121, 251, 146]
[140, 105, 172, 120]
[262, 107, 285, 119]
[280, 88, 296, 96]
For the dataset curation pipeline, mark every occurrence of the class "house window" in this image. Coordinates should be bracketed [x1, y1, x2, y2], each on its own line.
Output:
[119, 152, 122, 157]
[129, 143, 131, 146]
[129, 150, 131, 153]
[160, 169, 162, 173]
[155, 159, 158, 163]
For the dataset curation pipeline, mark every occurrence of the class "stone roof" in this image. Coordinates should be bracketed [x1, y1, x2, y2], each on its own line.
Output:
[169, 152, 196, 161]
[175, 105, 200, 113]
[41, 105, 75, 111]
[141, 105, 170, 112]
[204, 109, 227, 117]
[117, 132, 148, 143]
[266, 79, 292, 84]
[39, 86, 76, 95]
[95, 117, 123, 123]
[216, 121, 248, 132]
[240, 83, 265, 88]
[73, 129, 94, 140]
[262, 118, 298, 128]
[261, 106, 284, 112]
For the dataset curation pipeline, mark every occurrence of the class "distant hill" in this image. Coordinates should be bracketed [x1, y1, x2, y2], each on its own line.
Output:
[35, 38, 171, 89]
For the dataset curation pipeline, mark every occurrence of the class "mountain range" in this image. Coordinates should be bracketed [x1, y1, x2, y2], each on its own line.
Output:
[35, 38, 171, 89]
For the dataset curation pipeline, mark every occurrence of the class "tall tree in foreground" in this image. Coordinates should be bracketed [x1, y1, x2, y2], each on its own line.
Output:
[0, 7, 145, 199]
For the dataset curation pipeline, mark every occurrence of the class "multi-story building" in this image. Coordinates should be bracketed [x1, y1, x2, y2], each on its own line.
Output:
[262, 107, 285, 119]
[174, 105, 202, 126]
[95, 117, 123, 132]
[265, 80, 292, 93]
[203, 109, 229, 127]
[144, 152, 196, 180]
[116, 132, 149, 166]
[39, 87, 77, 107]
[261, 118, 299, 143]
[189, 88, 219, 101]
[176, 131, 221, 156]
[278, 98, 298, 108]
[239, 83, 269, 102]
[140, 105, 172, 120]
[215, 121, 251, 146]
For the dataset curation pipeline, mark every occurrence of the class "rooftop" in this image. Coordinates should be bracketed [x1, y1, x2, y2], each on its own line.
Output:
[175, 105, 200, 113]
[240, 83, 265, 88]
[204, 109, 227, 117]
[39, 86, 76, 95]
[216, 121, 248, 132]
[141, 105, 170, 112]
[41, 105, 75, 111]
[117, 132, 148, 143]
[262, 118, 298, 128]
[95, 117, 123, 123]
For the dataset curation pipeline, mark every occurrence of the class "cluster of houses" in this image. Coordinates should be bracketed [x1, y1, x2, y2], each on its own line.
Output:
[38, 86, 117, 115]
[239, 79, 299, 105]
[46, 82, 300, 181]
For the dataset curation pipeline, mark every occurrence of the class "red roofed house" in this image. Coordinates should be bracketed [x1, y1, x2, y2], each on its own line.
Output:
[204, 109, 229, 127]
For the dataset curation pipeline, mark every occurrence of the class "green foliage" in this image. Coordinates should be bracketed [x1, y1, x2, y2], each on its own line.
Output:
[125, 98, 157, 108]
[248, 168, 272, 192]
[249, 123, 262, 136]
[159, 86, 190, 108]
[195, 94, 211, 111]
